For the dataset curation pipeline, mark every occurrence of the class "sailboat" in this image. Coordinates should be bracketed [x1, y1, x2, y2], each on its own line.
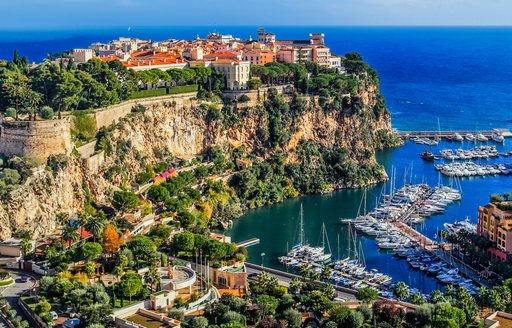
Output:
[279, 205, 332, 266]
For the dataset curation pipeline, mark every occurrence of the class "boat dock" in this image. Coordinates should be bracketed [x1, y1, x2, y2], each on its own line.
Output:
[396, 128, 512, 139]
[390, 221, 436, 250]
[236, 238, 260, 248]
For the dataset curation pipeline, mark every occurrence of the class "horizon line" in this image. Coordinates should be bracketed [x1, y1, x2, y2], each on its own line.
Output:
[1, 24, 512, 31]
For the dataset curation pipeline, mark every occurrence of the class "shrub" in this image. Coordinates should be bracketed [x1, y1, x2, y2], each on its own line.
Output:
[40, 106, 54, 119]
[131, 104, 146, 113]
[5, 108, 16, 119]
[72, 113, 96, 141]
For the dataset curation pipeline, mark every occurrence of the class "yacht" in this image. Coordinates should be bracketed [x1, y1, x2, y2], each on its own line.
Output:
[453, 133, 464, 142]
[420, 150, 435, 161]
[476, 133, 488, 142]
[465, 133, 476, 142]
[491, 132, 505, 143]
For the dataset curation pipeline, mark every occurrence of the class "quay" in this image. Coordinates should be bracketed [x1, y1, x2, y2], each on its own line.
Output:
[390, 221, 436, 250]
[396, 128, 512, 139]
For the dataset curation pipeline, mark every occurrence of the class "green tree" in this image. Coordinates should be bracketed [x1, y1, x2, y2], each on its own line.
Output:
[171, 231, 195, 254]
[282, 308, 302, 328]
[19, 238, 32, 258]
[34, 300, 51, 315]
[190, 316, 209, 328]
[2, 71, 30, 120]
[303, 289, 332, 319]
[355, 288, 379, 304]
[144, 265, 160, 291]
[120, 271, 143, 301]
[411, 292, 427, 305]
[126, 236, 157, 268]
[394, 281, 410, 301]
[83, 215, 107, 242]
[430, 289, 445, 304]
[112, 190, 139, 212]
[254, 295, 279, 317]
[81, 242, 103, 261]
[62, 222, 80, 245]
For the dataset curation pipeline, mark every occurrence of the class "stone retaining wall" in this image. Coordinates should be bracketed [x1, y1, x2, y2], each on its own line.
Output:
[0, 118, 71, 163]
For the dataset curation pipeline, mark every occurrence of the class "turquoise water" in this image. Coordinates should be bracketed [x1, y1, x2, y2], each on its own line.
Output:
[226, 140, 512, 293]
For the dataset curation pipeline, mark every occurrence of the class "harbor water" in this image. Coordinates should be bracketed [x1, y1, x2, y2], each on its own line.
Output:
[226, 140, 512, 293]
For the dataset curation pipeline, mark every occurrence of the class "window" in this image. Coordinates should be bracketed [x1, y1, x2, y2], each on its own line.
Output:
[219, 276, 227, 286]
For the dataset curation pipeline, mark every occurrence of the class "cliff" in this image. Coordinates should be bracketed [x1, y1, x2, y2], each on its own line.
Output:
[0, 77, 399, 240]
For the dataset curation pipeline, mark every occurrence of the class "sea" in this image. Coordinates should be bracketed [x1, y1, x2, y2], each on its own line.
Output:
[2, 26, 512, 293]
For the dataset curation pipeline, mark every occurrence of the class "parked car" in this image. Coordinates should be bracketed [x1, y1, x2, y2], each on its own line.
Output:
[49, 311, 58, 321]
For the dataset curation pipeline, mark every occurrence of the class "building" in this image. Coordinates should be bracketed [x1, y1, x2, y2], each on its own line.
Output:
[203, 51, 242, 61]
[210, 60, 251, 90]
[0, 238, 33, 264]
[312, 46, 331, 66]
[477, 201, 512, 260]
[243, 49, 275, 65]
[483, 311, 512, 328]
[72, 49, 94, 64]
[115, 309, 180, 328]
[257, 28, 276, 44]
[212, 264, 247, 295]
[329, 56, 343, 72]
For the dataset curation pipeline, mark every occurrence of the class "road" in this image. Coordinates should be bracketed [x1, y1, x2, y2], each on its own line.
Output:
[245, 263, 357, 301]
[0, 271, 38, 327]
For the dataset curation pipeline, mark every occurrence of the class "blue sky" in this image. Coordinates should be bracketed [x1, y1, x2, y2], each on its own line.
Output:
[2, 0, 512, 28]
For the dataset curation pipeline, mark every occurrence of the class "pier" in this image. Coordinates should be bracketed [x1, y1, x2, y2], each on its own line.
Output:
[236, 238, 260, 248]
[396, 128, 512, 139]
[390, 221, 436, 250]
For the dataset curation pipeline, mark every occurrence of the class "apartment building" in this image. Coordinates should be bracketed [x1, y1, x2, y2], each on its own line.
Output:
[478, 202, 512, 260]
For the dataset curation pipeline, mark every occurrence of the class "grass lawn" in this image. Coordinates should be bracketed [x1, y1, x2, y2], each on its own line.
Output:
[130, 85, 198, 99]
[0, 278, 14, 287]
[20, 296, 37, 310]
[114, 298, 140, 309]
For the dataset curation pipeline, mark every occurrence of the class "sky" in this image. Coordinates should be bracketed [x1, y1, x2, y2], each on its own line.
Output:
[1, 0, 512, 29]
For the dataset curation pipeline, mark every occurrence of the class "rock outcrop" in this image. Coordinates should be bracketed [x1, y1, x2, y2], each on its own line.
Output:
[0, 79, 398, 240]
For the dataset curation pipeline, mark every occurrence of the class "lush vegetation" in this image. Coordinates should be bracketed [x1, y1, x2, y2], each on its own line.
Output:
[0, 51, 223, 121]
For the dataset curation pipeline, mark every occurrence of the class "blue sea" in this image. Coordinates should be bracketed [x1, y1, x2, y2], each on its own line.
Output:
[1, 26, 512, 131]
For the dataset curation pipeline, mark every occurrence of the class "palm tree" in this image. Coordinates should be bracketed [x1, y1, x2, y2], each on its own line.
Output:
[84, 215, 106, 242]
[394, 281, 410, 301]
[144, 266, 160, 292]
[62, 222, 80, 245]
[320, 265, 332, 282]
[19, 239, 32, 259]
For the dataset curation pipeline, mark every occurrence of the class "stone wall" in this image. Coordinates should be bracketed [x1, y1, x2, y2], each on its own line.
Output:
[0, 118, 71, 163]
[0, 93, 198, 163]
[92, 92, 198, 129]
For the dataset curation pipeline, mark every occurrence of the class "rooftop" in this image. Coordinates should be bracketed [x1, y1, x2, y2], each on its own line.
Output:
[125, 313, 172, 328]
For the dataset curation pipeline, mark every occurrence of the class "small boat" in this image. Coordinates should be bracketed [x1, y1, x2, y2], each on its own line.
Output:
[491, 132, 505, 143]
[420, 150, 435, 161]
[476, 133, 488, 142]
[465, 133, 476, 142]
[453, 133, 464, 142]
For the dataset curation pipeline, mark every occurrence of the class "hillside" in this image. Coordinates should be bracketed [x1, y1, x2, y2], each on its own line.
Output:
[0, 58, 401, 239]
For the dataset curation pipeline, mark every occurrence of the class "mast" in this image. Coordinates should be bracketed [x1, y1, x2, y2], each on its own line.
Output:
[337, 233, 340, 261]
[299, 204, 305, 246]
[358, 240, 366, 268]
[363, 188, 367, 216]
[347, 222, 351, 259]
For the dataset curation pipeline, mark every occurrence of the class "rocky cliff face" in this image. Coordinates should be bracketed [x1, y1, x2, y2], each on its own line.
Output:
[0, 77, 398, 240]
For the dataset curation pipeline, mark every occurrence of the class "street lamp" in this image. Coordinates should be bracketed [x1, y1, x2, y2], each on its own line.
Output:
[260, 252, 265, 268]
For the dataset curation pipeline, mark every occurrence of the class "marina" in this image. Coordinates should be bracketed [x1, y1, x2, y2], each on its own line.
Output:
[435, 162, 512, 177]
[397, 128, 512, 140]
[227, 138, 512, 294]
